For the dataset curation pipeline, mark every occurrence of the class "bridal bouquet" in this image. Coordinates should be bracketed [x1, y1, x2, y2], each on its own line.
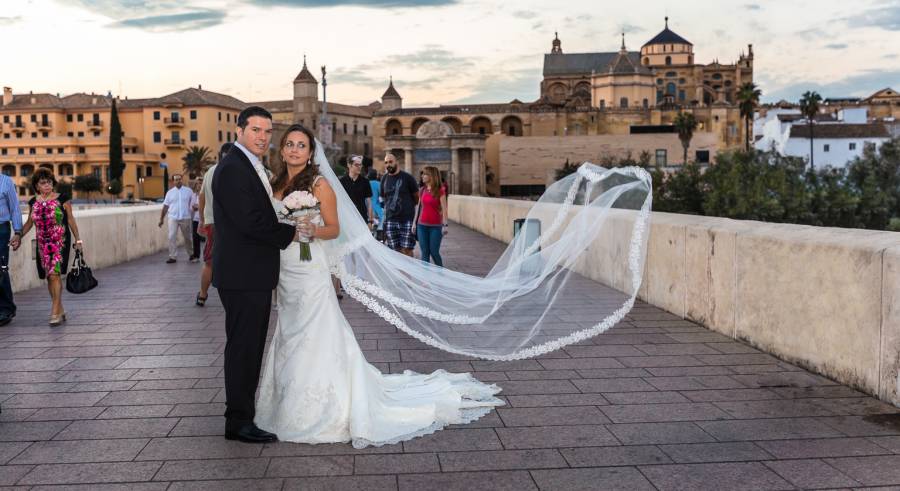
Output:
[279, 190, 320, 261]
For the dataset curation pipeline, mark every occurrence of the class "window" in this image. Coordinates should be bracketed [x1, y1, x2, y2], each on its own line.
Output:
[153, 131, 161, 143]
[190, 130, 198, 142]
[0, 149, 5, 155]
[508, 125, 517, 136]
[92, 113, 99, 124]
[42, 132, 48, 138]
[77, 114, 83, 122]
[343, 141, 349, 154]
[218, 130, 223, 142]
[46, 148, 52, 154]
[17, 149, 23, 155]
[665, 56, 672, 65]
[78, 146, 85, 153]
[1, 165, 13, 176]
[66, 114, 73, 122]
[666, 82, 676, 95]
[226, 113, 230, 123]
[21, 165, 33, 177]
[824, 144, 830, 152]
[190, 110, 197, 120]
[92, 166, 101, 178]
[170, 112, 180, 122]
[849, 142, 857, 150]
[77, 131, 84, 137]
[218, 111, 222, 121]
[67, 132, 74, 137]
[171, 131, 181, 142]
[146, 166, 153, 177]
[695, 150, 710, 163]
[364, 125, 368, 136]
[665, 71, 677, 78]
[679, 78, 686, 84]
[30, 132, 37, 138]
[655, 149, 667, 166]
[226, 131, 231, 141]
[93, 132, 100, 137]
[57, 148, 63, 154]
[30, 114, 37, 122]
[28, 148, 35, 155]
[332, 122, 336, 134]
[364, 143, 369, 156]
[679, 90, 686, 101]
[343, 123, 348, 134]
[620, 97, 629, 108]
[153, 111, 160, 120]
[2, 116, 7, 123]
[353, 123, 358, 135]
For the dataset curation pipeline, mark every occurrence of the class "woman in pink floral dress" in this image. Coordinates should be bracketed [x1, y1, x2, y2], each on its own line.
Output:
[18, 168, 83, 326]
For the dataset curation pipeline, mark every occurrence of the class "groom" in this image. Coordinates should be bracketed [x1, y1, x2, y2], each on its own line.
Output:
[212, 106, 299, 443]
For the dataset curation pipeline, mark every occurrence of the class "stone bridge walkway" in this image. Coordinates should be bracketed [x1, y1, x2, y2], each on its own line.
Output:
[1, 224, 900, 490]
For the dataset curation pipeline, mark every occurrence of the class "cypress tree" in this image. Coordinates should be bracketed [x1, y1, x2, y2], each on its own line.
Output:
[109, 97, 124, 183]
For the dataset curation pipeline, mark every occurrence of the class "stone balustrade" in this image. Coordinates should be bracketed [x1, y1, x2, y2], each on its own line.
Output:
[9, 205, 170, 293]
[449, 195, 900, 405]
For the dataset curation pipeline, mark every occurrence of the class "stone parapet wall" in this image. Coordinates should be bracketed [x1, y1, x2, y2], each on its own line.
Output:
[9, 205, 170, 293]
[449, 195, 900, 405]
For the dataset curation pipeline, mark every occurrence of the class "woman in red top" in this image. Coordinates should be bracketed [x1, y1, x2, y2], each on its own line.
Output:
[415, 166, 447, 266]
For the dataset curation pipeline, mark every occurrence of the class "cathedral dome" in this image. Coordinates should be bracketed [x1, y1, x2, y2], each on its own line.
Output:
[642, 17, 692, 48]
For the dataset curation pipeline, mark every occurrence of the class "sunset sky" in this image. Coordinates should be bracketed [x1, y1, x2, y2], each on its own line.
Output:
[3, 0, 899, 107]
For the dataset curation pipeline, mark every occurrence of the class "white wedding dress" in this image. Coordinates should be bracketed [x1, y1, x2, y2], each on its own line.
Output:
[254, 202, 504, 448]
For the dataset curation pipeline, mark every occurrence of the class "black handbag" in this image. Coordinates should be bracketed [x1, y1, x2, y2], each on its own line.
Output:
[66, 249, 98, 294]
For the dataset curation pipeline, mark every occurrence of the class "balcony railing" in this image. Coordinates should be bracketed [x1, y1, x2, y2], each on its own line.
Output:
[86, 120, 103, 130]
[10, 122, 25, 133]
[164, 138, 184, 148]
[164, 117, 184, 127]
[36, 120, 52, 130]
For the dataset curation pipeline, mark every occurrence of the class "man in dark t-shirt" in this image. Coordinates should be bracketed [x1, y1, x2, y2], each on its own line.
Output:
[380, 153, 419, 257]
[338, 155, 373, 224]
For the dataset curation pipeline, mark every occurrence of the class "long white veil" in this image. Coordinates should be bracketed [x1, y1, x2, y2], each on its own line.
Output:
[311, 142, 652, 361]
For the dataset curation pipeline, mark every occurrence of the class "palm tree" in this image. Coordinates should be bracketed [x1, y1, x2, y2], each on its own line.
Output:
[182, 146, 214, 178]
[799, 91, 823, 170]
[673, 111, 699, 165]
[737, 82, 762, 152]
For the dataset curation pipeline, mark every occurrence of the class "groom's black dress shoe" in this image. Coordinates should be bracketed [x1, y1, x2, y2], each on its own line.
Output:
[225, 424, 278, 443]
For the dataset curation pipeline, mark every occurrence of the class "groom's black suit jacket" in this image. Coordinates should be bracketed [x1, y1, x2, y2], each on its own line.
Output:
[211, 146, 295, 291]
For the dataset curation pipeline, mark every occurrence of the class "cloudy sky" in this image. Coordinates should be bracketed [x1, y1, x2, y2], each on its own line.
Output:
[3, 0, 899, 106]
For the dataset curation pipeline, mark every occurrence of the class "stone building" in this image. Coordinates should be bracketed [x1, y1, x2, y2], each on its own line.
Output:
[253, 58, 376, 166]
[0, 86, 245, 199]
[372, 18, 752, 196]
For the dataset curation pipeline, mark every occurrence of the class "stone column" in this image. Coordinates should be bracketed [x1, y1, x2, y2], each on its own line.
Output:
[403, 145, 414, 174]
[450, 147, 460, 194]
[471, 148, 483, 196]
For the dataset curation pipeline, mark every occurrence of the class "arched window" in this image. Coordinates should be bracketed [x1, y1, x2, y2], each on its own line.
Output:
[2, 165, 15, 177]
[666, 71, 677, 78]
[21, 165, 34, 177]
[642, 99, 649, 109]
[58, 164, 74, 176]
[666, 82, 676, 96]
[501, 116, 523, 137]
[411, 117, 429, 135]
[665, 56, 672, 66]
[385, 119, 402, 136]
[619, 97, 628, 108]
[643, 57, 649, 65]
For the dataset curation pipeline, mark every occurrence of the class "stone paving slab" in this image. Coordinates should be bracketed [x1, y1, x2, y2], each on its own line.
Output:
[1, 222, 899, 489]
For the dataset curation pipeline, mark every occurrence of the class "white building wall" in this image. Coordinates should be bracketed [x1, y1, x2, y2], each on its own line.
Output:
[782, 137, 889, 168]
[838, 107, 868, 124]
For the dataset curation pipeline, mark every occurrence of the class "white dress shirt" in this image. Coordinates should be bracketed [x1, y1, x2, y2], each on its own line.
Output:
[163, 185, 194, 220]
[202, 163, 217, 225]
[234, 141, 273, 197]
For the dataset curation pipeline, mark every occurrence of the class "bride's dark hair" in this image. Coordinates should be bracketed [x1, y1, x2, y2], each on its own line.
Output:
[271, 123, 319, 194]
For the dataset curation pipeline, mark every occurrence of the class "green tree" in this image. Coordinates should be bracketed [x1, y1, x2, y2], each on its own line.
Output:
[654, 162, 704, 214]
[106, 179, 123, 198]
[845, 139, 900, 229]
[737, 82, 762, 152]
[73, 174, 102, 201]
[555, 158, 579, 180]
[182, 146, 214, 178]
[799, 90, 823, 170]
[673, 112, 699, 165]
[108, 97, 124, 182]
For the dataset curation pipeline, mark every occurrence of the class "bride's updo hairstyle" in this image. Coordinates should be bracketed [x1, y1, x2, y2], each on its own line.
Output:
[271, 123, 319, 194]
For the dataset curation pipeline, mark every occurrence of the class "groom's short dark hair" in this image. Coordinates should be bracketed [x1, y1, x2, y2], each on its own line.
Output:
[237, 106, 272, 129]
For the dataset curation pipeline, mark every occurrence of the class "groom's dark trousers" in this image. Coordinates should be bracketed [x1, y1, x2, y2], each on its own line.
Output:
[211, 146, 295, 432]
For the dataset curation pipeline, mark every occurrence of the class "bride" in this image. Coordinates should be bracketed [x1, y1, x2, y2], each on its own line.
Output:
[254, 124, 504, 448]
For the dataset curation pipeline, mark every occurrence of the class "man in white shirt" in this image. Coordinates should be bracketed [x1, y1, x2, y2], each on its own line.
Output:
[158, 174, 195, 263]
